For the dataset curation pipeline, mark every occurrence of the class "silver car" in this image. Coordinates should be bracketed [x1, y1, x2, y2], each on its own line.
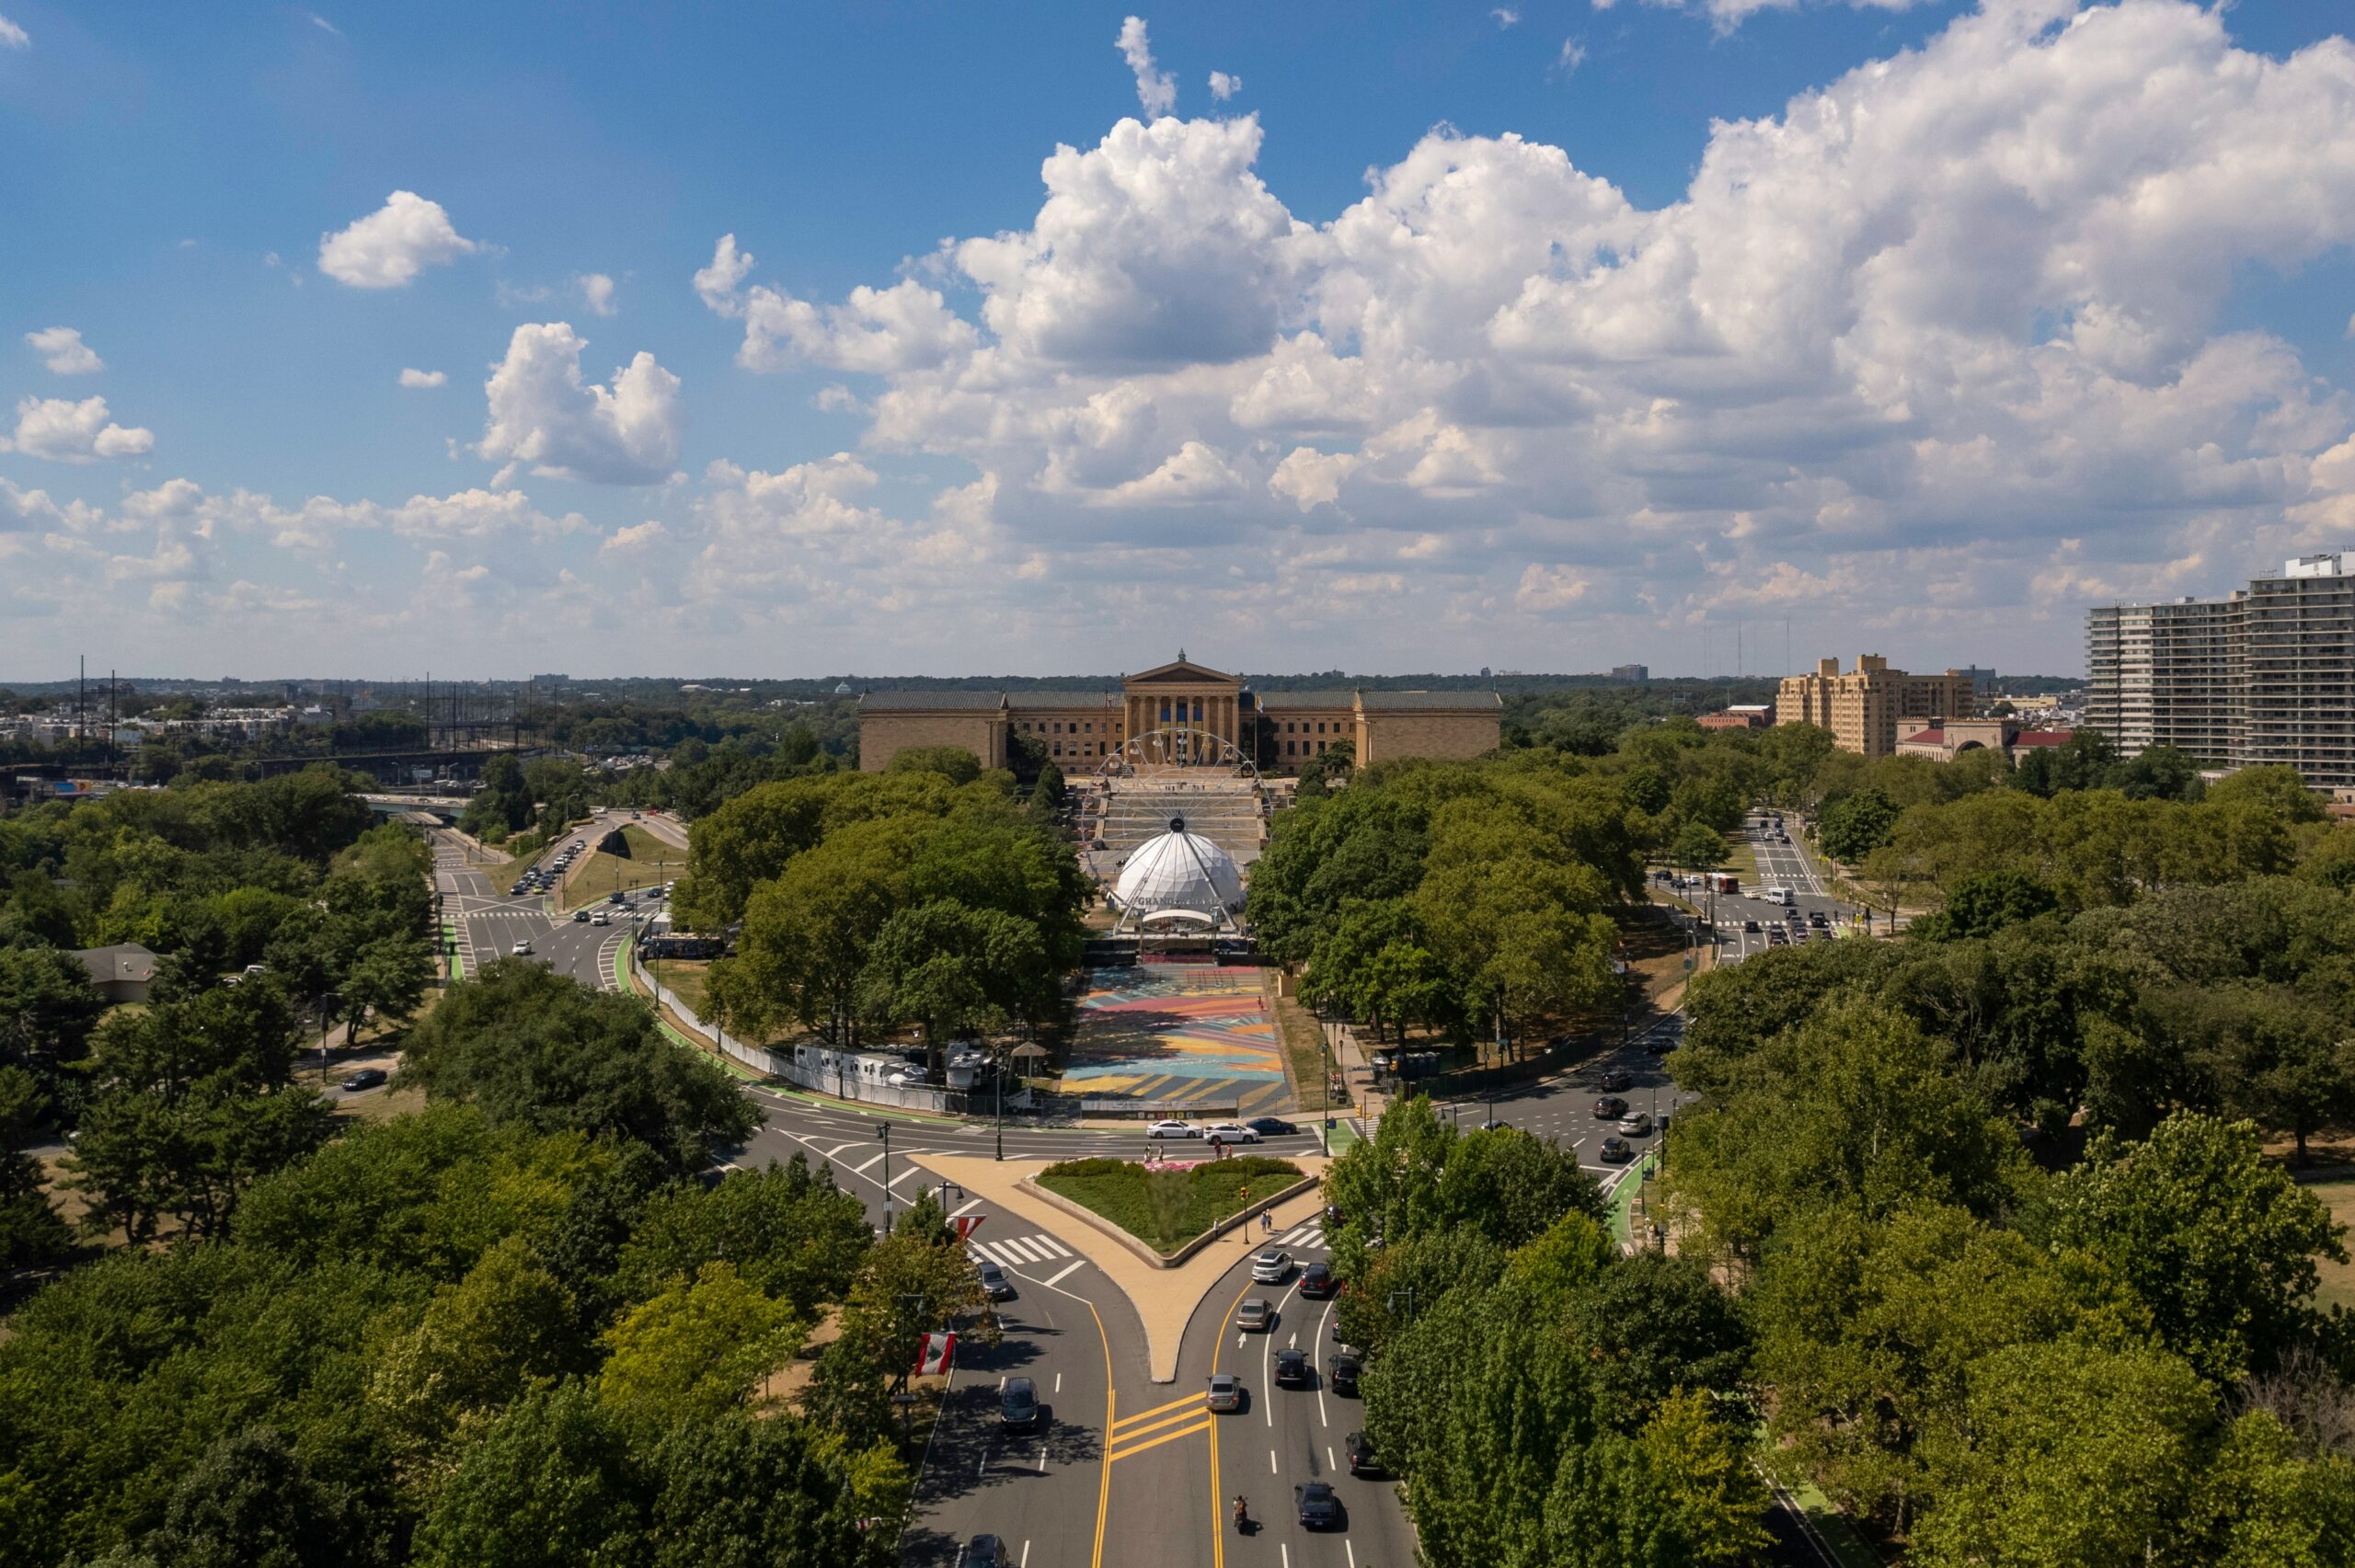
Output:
[1145, 1119, 1199, 1139]
[1251, 1249, 1292, 1283]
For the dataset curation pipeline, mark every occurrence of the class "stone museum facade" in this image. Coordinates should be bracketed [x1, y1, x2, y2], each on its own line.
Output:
[856, 657, 1502, 774]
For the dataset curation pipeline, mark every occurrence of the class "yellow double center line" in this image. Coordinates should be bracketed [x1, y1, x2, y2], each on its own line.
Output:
[1105, 1389, 1212, 1461]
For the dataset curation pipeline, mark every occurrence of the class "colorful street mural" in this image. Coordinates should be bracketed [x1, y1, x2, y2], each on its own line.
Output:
[1065, 963, 1292, 1113]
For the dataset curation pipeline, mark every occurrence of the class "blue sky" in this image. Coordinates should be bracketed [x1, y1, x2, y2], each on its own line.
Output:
[4, 1, 2354, 680]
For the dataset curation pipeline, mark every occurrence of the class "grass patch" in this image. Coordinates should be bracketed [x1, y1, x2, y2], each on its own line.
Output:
[1037, 1155, 1303, 1253]
[2306, 1178, 2355, 1313]
[560, 841, 685, 911]
[1272, 992, 1334, 1113]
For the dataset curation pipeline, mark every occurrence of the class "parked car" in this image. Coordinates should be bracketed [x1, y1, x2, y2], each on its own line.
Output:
[975, 1259, 1013, 1300]
[1144, 1119, 1199, 1139]
[1598, 1069, 1633, 1092]
[1299, 1261, 1336, 1299]
[1202, 1122, 1260, 1144]
[1245, 1116, 1297, 1137]
[1206, 1373, 1242, 1413]
[1591, 1095, 1628, 1119]
[1251, 1249, 1292, 1283]
[1329, 1351, 1361, 1396]
[1000, 1377, 1040, 1432]
[1273, 1348, 1309, 1386]
[1236, 1299, 1273, 1333]
[1618, 1112, 1655, 1138]
[341, 1068, 389, 1093]
[1294, 1482, 1341, 1530]
[1345, 1430, 1382, 1475]
[1599, 1135, 1633, 1162]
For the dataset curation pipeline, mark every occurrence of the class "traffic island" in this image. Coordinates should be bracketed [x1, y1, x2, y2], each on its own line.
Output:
[1033, 1155, 1304, 1257]
[907, 1153, 1329, 1381]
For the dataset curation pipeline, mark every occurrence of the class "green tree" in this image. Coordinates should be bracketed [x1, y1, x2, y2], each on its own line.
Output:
[641, 1412, 890, 1568]
[1909, 868, 2059, 943]
[1667, 820, 1729, 873]
[399, 960, 753, 1172]
[1913, 1340, 2217, 1568]
[2037, 1114, 2345, 1382]
[614, 1156, 871, 1318]
[0, 943, 102, 1115]
[1568, 1250, 1751, 1433]
[409, 1382, 645, 1568]
[132, 1426, 372, 1568]
[368, 1235, 582, 1461]
[1816, 787, 1902, 864]
[0, 1064, 71, 1269]
[598, 1262, 806, 1426]
[882, 746, 982, 785]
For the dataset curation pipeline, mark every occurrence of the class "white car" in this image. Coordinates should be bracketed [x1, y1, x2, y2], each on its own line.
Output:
[1251, 1249, 1292, 1282]
[511, 939, 533, 955]
[1145, 1119, 1200, 1139]
[1202, 1123, 1260, 1144]
[590, 911, 609, 926]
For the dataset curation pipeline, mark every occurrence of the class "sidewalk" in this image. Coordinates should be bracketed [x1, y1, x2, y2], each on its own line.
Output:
[909, 1153, 1331, 1382]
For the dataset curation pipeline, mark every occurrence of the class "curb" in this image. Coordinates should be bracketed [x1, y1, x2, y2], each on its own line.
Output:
[1019, 1169, 1321, 1270]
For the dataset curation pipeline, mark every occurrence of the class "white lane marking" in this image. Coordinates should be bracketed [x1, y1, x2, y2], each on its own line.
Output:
[888, 1165, 926, 1189]
[999, 1376, 1006, 1390]
[952, 1196, 983, 1217]
[1030, 1233, 1073, 1258]
[1281, 1548, 1290, 1568]
[849, 1152, 885, 1175]
[999, 1236, 1046, 1263]
[1021, 1543, 1031, 1568]
[971, 1242, 1009, 1266]
[1038, 1447, 1046, 1472]
[1316, 1295, 1337, 1428]
[1346, 1541, 1357, 1568]
[1269, 1448, 1279, 1473]
[1041, 1259, 1085, 1288]
[1328, 1445, 1337, 1472]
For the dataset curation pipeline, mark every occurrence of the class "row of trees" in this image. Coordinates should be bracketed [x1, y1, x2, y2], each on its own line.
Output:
[1253, 755, 1644, 1054]
[1665, 969, 2355, 1560]
[1327, 1099, 1769, 1562]
[0, 960, 972, 1566]
[1, 773, 438, 1269]
[687, 759, 1088, 1068]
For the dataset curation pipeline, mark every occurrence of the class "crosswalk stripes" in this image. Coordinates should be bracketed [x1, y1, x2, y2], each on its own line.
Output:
[1270, 1221, 1327, 1252]
[971, 1233, 1074, 1268]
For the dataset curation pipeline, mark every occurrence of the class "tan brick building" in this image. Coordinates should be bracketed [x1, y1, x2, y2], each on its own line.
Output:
[858, 657, 1501, 773]
[1776, 655, 1978, 757]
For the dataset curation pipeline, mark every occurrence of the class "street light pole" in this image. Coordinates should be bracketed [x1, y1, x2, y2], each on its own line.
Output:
[877, 1122, 893, 1233]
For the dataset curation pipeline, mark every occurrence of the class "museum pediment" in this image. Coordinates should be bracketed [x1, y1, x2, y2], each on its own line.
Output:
[1126, 658, 1235, 687]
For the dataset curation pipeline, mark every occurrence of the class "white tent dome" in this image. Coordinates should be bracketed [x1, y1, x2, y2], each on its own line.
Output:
[1112, 816, 1246, 920]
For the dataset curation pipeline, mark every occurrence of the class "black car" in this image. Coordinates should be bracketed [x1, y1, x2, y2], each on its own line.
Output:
[1329, 1351, 1361, 1396]
[958, 1536, 1005, 1568]
[1273, 1348, 1309, 1387]
[1598, 1069, 1634, 1092]
[341, 1068, 389, 1093]
[1299, 1261, 1336, 1299]
[1000, 1377, 1040, 1432]
[1295, 1482, 1341, 1529]
[1591, 1095, 1628, 1119]
[1345, 1430, 1381, 1475]
[1742, 918, 1760, 931]
[1245, 1116, 1297, 1137]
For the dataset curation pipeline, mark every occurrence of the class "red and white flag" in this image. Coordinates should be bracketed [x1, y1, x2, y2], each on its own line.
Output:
[913, 1332, 957, 1377]
[954, 1215, 984, 1242]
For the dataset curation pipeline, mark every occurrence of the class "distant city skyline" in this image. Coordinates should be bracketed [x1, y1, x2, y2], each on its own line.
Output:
[6, 1, 2353, 678]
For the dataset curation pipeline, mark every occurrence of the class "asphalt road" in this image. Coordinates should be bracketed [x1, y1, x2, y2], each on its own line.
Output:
[426, 815, 1854, 1567]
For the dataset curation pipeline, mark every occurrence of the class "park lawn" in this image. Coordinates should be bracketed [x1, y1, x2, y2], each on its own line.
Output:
[1038, 1155, 1303, 1254]
[1272, 992, 1334, 1113]
[2305, 1178, 2355, 1312]
[560, 843, 684, 910]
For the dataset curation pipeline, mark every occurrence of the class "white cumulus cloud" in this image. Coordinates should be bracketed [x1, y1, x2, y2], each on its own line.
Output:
[4, 396, 154, 462]
[476, 322, 683, 486]
[579, 272, 618, 315]
[1118, 16, 1177, 118]
[317, 191, 479, 289]
[397, 367, 447, 388]
[0, 13, 27, 49]
[1209, 70, 1242, 101]
[25, 327, 103, 375]
[1492, 8, 1522, 26]
[694, 235, 756, 316]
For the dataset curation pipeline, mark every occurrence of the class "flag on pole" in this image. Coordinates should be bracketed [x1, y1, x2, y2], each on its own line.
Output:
[954, 1215, 984, 1242]
[913, 1331, 957, 1377]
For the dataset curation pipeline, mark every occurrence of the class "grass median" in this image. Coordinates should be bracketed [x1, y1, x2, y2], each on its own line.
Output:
[1036, 1154, 1304, 1254]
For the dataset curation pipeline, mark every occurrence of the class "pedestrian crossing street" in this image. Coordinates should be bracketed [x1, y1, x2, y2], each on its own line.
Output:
[969, 1232, 1076, 1268]
[1269, 1219, 1327, 1252]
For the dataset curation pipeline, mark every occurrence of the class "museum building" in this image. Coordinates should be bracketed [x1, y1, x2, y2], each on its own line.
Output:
[856, 657, 1502, 774]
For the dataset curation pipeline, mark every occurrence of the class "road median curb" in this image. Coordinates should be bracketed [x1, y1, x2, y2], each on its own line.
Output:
[1017, 1169, 1322, 1270]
